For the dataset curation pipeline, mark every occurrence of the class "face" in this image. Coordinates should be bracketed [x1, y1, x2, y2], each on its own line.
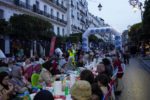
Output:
[97, 64, 105, 73]
[70, 58, 73, 62]
[92, 94, 99, 100]
[2, 76, 9, 85]
[49, 67, 53, 71]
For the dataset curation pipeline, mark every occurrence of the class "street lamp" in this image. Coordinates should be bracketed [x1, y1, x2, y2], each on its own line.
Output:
[129, 0, 143, 20]
[98, 3, 102, 11]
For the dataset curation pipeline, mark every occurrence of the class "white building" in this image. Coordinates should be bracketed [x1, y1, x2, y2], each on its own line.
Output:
[0, 0, 106, 36]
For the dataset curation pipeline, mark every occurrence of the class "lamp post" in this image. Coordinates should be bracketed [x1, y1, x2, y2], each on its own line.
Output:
[129, 0, 143, 20]
[98, 3, 102, 11]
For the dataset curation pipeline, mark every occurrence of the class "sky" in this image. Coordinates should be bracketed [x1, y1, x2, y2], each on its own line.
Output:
[87, 0, 145, 33]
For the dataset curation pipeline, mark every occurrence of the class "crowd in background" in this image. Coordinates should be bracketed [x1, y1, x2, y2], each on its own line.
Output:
[0, 45, 126, 100]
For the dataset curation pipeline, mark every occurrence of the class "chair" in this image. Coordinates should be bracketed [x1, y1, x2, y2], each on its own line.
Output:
[24, 65, 34, 81]
[34, 64, 41, 74]
[31, 73, 42, 89]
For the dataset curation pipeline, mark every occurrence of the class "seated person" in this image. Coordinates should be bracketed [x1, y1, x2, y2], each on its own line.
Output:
[91, 83, 103, 100]
[80, 70, 94, 85]
[0, 72, 14, 100]
[34, 90, 54, 100]
[38, 60, 59, 86]
[70, 80, 92, 100]
[10, 67, 32, 94]
[58, 59, 67, 73]
[65, 57, 76, 72]
[76, 58, 84, 67]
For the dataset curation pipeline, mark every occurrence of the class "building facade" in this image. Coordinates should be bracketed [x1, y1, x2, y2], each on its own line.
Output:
[0, 0, 106, 36]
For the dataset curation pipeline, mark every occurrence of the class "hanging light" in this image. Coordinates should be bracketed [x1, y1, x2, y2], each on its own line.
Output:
[98, 3, 102, 11]
[133, 6, 137, 13]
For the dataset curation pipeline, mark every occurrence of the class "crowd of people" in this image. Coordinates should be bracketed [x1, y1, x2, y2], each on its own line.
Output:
[0, 45, 126, 100]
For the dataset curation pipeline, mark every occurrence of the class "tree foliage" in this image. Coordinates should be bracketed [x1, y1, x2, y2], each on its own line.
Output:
[128, 22, 143, 41]
[143, 0, 150, 37]
[9, 14, 55, 40]
[0, 19, 10, 35]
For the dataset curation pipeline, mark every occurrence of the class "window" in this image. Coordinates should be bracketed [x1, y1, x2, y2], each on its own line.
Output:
[57, 27, 60, 36]
[61, 1, 64, 6]
[44, 5, 47, 15]
[62, 14, 64, 20]
[77, 12, 79, 20]
[36, 1, 39, 9]
[71, 10, 74, 18]
[62, 28, 65, 36]
[57, 12, 59, 18]
[0, 9, 4, 19]
[51, 9, 53, 15]
[26, 0, 29, 8]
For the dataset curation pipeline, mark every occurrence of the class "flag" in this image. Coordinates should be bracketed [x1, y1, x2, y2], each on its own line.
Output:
[49, 37, 56, 56]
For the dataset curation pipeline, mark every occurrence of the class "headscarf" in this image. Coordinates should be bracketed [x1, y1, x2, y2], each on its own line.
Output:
[34, 90, 54, 100]
[0, 72, 9, 90]
[42, 60, 56, 75]
[70, 80, 91, 100]
[65, 56, 75, 71]
[12, 67, 22, 80]
[42, 60, 53, 72]
[11, 67, 25, 87]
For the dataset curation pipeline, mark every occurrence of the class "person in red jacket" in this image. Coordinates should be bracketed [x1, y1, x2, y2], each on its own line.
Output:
[113, 56, 123, 78]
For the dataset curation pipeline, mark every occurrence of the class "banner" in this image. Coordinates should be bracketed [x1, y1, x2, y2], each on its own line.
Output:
[49, 37, 56, 56]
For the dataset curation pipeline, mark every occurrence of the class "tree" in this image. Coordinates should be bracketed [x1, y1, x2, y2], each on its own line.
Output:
[143, 0, 150, 39]
[0, 19, 10, 35]
[9, 14, 55, 40]
[128, 22, 143, 42]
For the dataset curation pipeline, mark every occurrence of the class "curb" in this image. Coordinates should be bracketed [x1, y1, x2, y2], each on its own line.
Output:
[138, 57, 150, 72]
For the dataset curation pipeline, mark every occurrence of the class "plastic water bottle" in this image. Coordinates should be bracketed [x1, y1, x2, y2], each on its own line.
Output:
[65, 86, 68, 96]
[24, 88, 30, 100]
[42, 81, 46, 90]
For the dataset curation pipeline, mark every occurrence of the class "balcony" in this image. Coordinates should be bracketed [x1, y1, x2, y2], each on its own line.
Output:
[80, 19, 86, 24]
[79, 1, 84, 7]
[80, 9, 86, 15]
[10, 0, 67, 25]
[71, 1, 74, 7]
[49, 0, 67, 11]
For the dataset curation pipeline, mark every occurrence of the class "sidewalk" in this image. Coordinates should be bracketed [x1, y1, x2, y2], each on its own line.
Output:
[138, 56, 150, 71]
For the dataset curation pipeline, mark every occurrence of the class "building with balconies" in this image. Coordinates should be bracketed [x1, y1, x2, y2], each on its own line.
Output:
[0, 0, 106, 36]
[0, 0, 68, 36]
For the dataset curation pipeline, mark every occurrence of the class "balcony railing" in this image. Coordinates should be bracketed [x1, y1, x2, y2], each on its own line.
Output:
[49, 0, 67, 11]
[9, 0, 67, 25]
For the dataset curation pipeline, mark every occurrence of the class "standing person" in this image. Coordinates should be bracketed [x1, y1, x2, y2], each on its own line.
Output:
[0, 72, 14, 100]
[68, 46, 76, 65]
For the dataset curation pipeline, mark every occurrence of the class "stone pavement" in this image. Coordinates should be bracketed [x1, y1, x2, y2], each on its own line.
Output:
[138, 56, 150, 72]
[119, 58, 150, 100]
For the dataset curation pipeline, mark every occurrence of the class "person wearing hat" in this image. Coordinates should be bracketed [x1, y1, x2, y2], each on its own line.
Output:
[70, 80, 92, 100]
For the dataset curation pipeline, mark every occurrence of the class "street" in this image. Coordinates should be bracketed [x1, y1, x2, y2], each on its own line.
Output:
[119, 58, 150, 100]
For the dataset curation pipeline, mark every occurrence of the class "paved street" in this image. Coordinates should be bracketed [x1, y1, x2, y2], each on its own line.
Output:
[119, 58, 150, 100]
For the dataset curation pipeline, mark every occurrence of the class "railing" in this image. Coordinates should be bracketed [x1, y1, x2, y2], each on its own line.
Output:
[80, 19, 86, 24]
[7, 0, 67, 25]
[49, 0, 67, 11]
